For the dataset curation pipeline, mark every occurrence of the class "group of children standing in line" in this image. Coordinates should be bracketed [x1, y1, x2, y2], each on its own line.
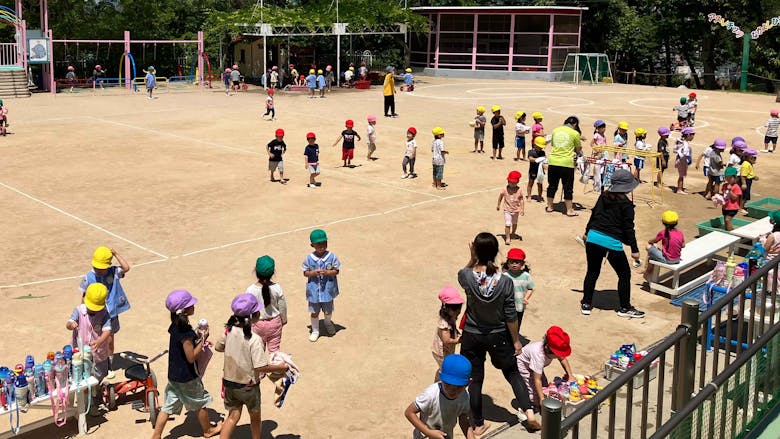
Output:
[70, 229, 341, 438]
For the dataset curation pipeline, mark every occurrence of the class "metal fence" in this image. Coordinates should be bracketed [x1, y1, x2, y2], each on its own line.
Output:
[0, 42, 19, 66]
[542, 254, 780, 439]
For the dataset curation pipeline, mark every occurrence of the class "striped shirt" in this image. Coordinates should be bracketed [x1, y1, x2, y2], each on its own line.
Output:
[766, 117, 780, 137]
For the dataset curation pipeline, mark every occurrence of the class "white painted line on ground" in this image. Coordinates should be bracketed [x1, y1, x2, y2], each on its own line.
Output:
[0, 257, 168, 289]
[0, 180, 169, 259]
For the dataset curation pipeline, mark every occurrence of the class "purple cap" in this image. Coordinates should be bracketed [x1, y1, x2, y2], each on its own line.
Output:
[744, 148, 758, 157]
[231, 293, 263, 317]
[731, 136, 745, 146]
[593, 119, 606, 128]
[681, 127, 695, 135]
[165, 290, 197, 313]
[713, 138, 727, 150]
[657, 126, 671, 136]
[732, 140, 747, 150]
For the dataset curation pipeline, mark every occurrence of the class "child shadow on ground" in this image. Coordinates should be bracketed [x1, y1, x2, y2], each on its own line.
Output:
[307, 322, 347, 337]
[232, 420, 301, 439]
[482, 394, 518, 426]
[166, 409, 224, 438]
[550, 201, 587, 214]
[570, 288, 621, 311]
[499, 233, 523, 243]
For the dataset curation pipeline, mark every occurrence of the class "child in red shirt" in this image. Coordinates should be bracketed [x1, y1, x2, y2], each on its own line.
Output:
[643, 210, 685, 279]
[721, 167, 742, 231]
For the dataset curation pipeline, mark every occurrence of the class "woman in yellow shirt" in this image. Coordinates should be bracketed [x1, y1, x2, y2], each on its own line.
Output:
[383, 66, 398, 118]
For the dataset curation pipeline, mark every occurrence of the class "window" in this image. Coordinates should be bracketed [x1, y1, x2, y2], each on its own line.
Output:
[554, 15, 579, 33]
[514, 56, 547, 67]
[476, 54, 509, 66]
[515, 15, 550, 33]
[477, 15, 510, 33]
[436, 54, 473, 66]
[476, 33, 509, 54]
[514, 34, 549, 56]
[553, 34, 578, 47]
[440, 14, 474, 32]
[410, 32, 429, 53]
[438, 33, 473, 54]
[551, 48, 577, 70]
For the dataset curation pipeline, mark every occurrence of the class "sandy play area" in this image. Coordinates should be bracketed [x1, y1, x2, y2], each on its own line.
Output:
[1, 76, 778, 439]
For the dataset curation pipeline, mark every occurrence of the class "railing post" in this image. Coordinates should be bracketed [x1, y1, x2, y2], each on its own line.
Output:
[541, 398, 563, 439]
[674, 299, 699, 411]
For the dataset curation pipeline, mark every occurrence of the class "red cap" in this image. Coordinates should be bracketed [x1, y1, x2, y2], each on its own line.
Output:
[275, 129, 284, 137]
[688, 92, 696, 98]
[306, 132, 316, 139]
[545, 326, 572, 358]
[407, 127, 417, 135]
[345, 119, 354, 127]
[507, 170, 522, 183]
[507, 248, 526, 261]
[438, 286, 464, 305]
[267, 89, 275, 95]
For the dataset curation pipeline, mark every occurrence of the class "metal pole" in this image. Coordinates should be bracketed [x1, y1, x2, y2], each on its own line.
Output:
[739, 35, 750, 92]
[197, 31, 204, 89]
[124, 30, 131, 90]
[263, 34, 267, 89]
[541, 398, 563, 439]
[675, 299, 700, 410]
[336, 33, 340, 87]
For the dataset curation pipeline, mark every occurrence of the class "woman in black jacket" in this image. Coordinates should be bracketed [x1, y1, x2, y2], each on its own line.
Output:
[580, 169, 645, 318]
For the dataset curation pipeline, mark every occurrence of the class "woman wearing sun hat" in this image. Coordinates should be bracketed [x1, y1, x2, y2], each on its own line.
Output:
[517, 326, 574, 410]
[579, 169, 645, 318]
[546, 115, 583, 216]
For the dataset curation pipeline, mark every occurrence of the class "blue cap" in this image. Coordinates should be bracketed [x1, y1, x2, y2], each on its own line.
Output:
[440, 354, 471, 386]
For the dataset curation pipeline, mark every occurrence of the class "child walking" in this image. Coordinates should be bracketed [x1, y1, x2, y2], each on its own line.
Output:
[592, 120, 607, 158]
[721, 167, 742, 231]
[687, 92, 698, 126]
[531, 112, 545, 145]
[739, 149, 759, 214]
[502, 248, 534, 337]
[514, 111, 530, 161]
[673, 97, 689, 128]
[66, 66, 77, 92]
[316, 69, 326, 98]
[633, 128, 649, 181]
[431, 286, 463, 382]
[643, 210, 685, 279]
[79, 246, 131, 379]
[695, 139, 725, 199]
[144, 66, 157, 99]
[432, 126, 448, 190]
[248, 256, 288, 354]
[765, 109, 779, 153]
[215, 294, 289, 439]
[151, 290, 222, 439]
[473, 106, 486, 153]
[261, 89, 275, 121]
[304, 132, 321, 188]
[306, 69, 317, 98]
[223, 68, 232, 95]
[516, 326, 574, 411]
[490, 105, 506, 160]
[675, 127, 695, 194]
[302, 229, 341, 342]
[332, 119, 361, 167]
[656, 127, 671, 188]
[614, 121, 629, 161]
[267, 128, 287, 183]
[405, 354, 475, 439]
[496, 171, 525, 245]
[402, 127, 417, 178]
[366, 115, 378, 160]
[527, 136, 547, 201]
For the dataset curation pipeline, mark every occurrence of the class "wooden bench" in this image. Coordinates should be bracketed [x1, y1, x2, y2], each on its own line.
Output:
[648, 231, 740, 296]
[729, 216, 772, 251]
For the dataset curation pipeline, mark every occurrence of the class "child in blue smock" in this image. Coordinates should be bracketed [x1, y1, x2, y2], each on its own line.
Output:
[316, 70, 326, 98]
[302, 229, 341, 342]
[306, 69, 317, 98]
[145, 66, 157, 99]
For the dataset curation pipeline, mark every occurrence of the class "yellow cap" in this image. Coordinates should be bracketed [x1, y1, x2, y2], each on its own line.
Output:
[91, 246, 113, 269]
[491, 105, 501, 113]
[662, 210, 679, 225]
[432, 126, 445, 136]
[533, 136, 547, 148]
[634, 128, 647, 136]
[476, 106, 486, 113]
[618, 121, 629, 130]
[309, 69, 315, 74]
[349, 66, 354, 71]
[515, 111, 525, 120]
[84, 283, 108, 312]
[532, 112, 543, 120]
[405, 68, 412, 73]
[317, 69, 323, 74]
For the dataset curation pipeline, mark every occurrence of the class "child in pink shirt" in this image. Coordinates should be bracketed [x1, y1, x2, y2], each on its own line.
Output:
[644, 211, 685, 278]
[721, 167, 742, 231]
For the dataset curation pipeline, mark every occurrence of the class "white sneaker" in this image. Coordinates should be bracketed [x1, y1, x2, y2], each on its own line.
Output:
[307, 183, 318, 188]
[574, 235, 585, 248]
[402, 173, 409, 179]
[309, 332, 320, 342]
[324, 321, 336, 336]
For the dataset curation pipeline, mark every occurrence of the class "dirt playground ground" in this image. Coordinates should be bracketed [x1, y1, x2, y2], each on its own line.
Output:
[1, 77, 778, 439]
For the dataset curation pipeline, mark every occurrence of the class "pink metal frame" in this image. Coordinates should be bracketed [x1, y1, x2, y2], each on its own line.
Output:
[414, 9, 583, 72]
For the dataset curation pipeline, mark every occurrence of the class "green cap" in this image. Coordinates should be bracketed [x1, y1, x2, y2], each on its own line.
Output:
[770, 210, 780, 224]
[310, 229, 327, 243]
[255, 255, 275, 277]
[724, 166, 738, 177]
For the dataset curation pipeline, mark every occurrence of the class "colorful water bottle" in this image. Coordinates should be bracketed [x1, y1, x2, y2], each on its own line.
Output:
[725, 256, 736, 283]
[71, 352, 83, 384]
[54, 353, 68, 389]
[63, 345, 73, 373]
[14, 375, 30, 409]
[0, 366, 10, 409]
[43, 360, 53, 393]
[34, 363, 46, 397]
[82, 345, 93, 378]
[46, 352, 55, 362]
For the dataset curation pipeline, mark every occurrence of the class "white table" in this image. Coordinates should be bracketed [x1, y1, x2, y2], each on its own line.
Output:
[649, 231, 740, 297]
[730, 217, 772, 251]
[0, 376, 98, 438]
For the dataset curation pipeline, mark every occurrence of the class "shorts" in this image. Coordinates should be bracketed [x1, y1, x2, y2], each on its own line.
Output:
[342, 148, 354, 161]
[492, 135, 505, 150]
[515, 136, 526, 149]
[504, 211, 519, 226]
[367, 142, 376, 154]
[529, 171, 538, 181]
[433, 164, 444, 180]
[308, 301, 334, 314]
[703, 166, 709, 177]
[223, 382, 261, 414]
[722, 209, 738, 218]
[647, 246, 679, 265]
[765, 136, 778, 145]
[162, 379, 212, 415]
[677, 115, 687, 122]
[474, 130, 484, 142]
[634, 157, 645, 170]
[308, 163, 320, 174]
[110, 316, 120, 334]
[232, 80, 240, 87]
[269, 160, 283, 172]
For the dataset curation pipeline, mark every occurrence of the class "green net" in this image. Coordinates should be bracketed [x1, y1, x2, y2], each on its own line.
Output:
[668, 331, 780, 439]
[561, 54, 612, 84]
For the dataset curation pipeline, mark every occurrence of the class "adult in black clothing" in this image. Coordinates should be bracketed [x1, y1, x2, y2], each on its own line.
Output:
[579, 169, 645, 318]
[458, 232, 541, 434]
